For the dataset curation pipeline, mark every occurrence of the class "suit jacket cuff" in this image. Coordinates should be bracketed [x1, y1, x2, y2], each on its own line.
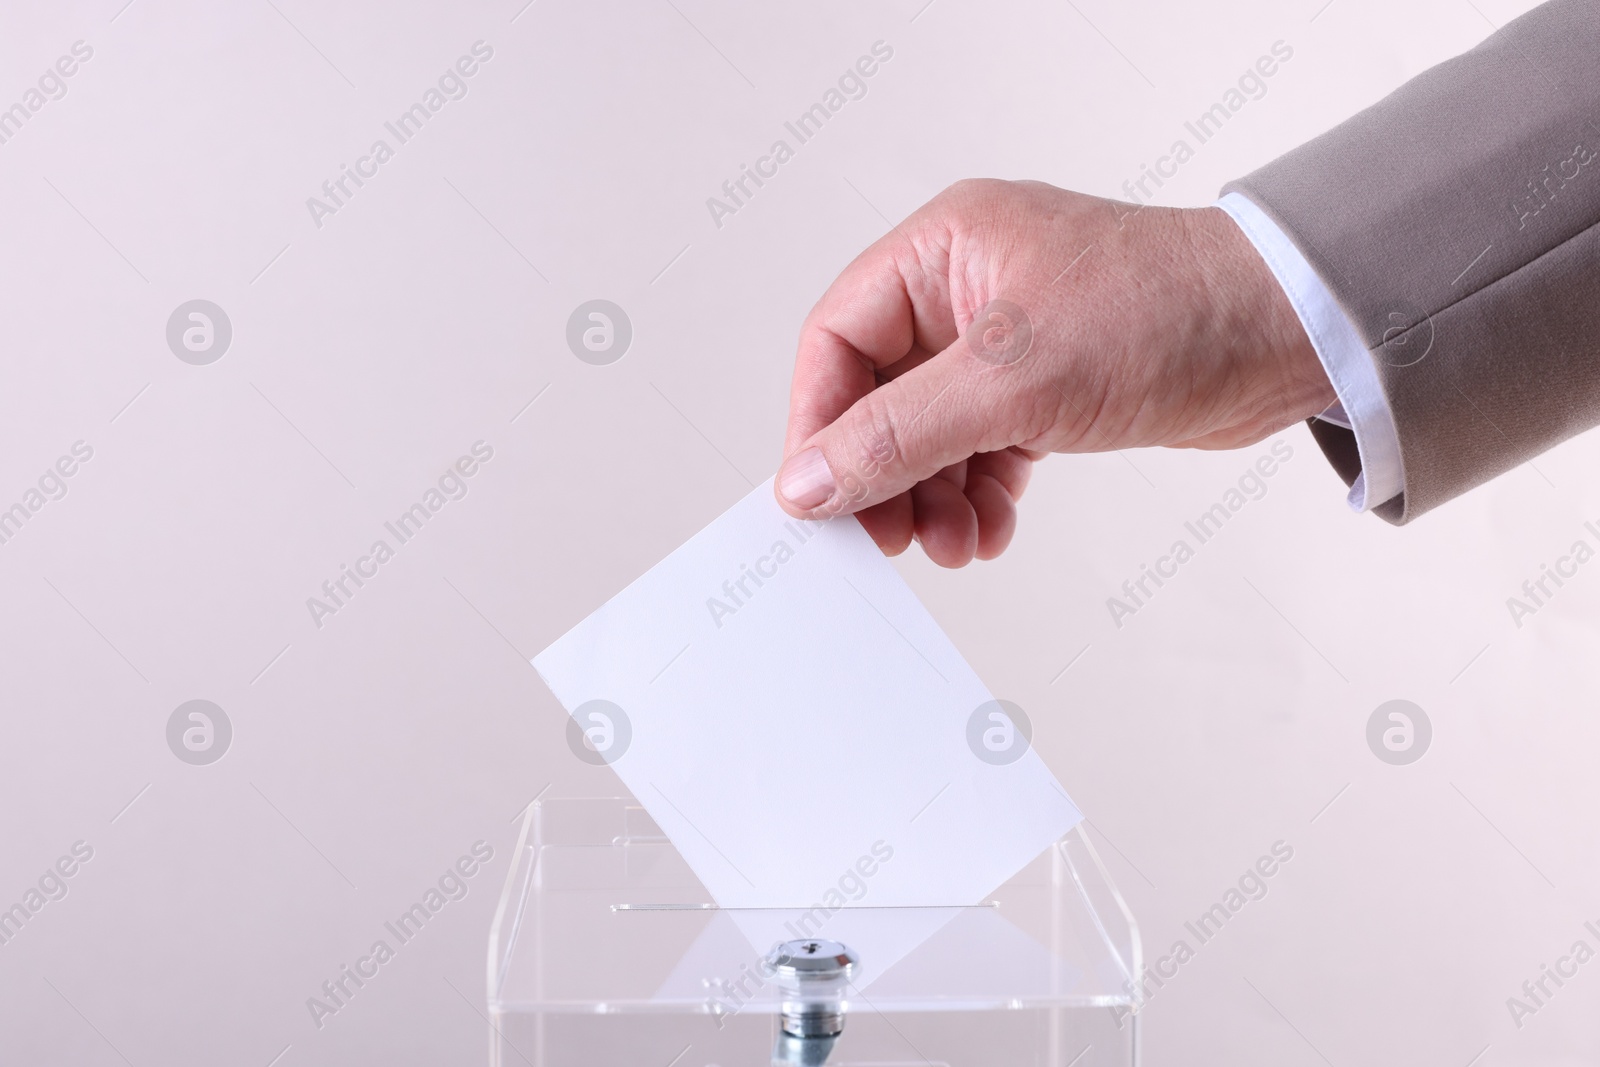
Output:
[1219, 0, 1600, 524]
[1214, 192, 1404, 512]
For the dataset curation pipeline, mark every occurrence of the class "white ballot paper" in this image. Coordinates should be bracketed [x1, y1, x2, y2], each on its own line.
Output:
[533, 479, 1082, 974]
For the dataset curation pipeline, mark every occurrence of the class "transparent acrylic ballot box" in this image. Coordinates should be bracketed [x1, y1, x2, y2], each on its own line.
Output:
[488, 796, 1143, 1067]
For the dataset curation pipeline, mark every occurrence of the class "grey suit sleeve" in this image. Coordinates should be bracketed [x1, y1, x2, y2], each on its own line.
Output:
[1223, 0, 1600, 524]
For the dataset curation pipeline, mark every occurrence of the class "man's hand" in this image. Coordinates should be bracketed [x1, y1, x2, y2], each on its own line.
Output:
[775, 179, 1333, 567]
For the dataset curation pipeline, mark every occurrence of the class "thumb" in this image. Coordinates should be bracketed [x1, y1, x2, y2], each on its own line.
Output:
[776, 344, 1008, 518]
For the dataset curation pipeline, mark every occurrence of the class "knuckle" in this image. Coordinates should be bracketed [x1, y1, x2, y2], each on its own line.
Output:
[942, 177, 1012, 210]
[946, 176, 1001, 197]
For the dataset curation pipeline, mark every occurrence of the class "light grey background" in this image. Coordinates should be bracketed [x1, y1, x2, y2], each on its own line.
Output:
[1, 0, 1593, 1064]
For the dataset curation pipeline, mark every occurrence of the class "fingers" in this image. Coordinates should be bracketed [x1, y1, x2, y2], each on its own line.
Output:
[966, 473, 1017, 561]
[971, 446, 1033, 502]
[844, 449, 1036, 567]
[968, 448, 1031, 559]
[855, 492, 914, 556]
[777, 337, 1025, 521]
[911, 478, 977, 567]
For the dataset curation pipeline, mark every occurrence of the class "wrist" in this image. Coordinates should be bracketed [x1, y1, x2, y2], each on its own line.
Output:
[1186, 205, 1335, 424]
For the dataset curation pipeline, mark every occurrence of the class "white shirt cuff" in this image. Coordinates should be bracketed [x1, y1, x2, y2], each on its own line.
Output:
[1214, 191, 1405, 512]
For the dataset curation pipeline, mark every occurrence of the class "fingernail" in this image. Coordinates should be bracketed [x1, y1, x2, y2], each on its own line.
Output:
[778, 448, 835, 509]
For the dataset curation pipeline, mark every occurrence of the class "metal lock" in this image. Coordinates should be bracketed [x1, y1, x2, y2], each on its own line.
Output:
[769, 939, 858, 1067]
